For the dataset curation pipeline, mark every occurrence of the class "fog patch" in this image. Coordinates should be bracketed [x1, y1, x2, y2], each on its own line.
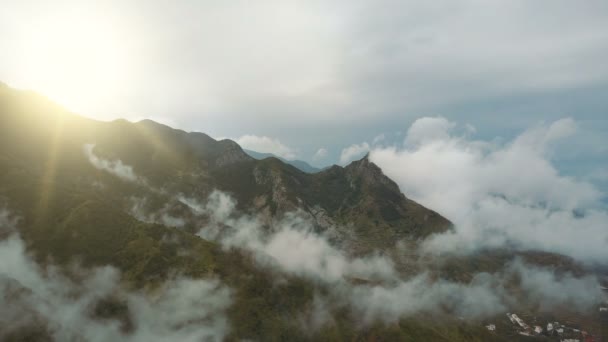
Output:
[179, 191, 396, 282]
[180, 191, 605, 324]
[350, 272, 505, 322]
[129, 196, 185, 228]
[506, 260, 605, 312]
[0, 206, 232, 342]
[83, 144, 144, 184]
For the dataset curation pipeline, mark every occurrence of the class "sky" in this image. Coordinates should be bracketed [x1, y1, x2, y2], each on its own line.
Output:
[0, 0, 606, 188]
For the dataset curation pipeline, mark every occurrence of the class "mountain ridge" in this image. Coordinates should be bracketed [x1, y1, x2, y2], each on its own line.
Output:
[1, 83, 603, 341]
[243, 149, 322, 173]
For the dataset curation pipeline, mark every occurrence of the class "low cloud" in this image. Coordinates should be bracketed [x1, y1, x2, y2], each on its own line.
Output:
[172, 191, 605, 324]
[83, 144, 143, 184]
[179, 191, 395, 283]
[0, 206, 232, 342]
[129, 197, 185, 228]
[370, 117, 608, 263]
[350, 272, 506, 322]
[506, 260, 604, 312]
[404, 117, 455, 146]
[262, 215, 395, 282]
[235, 135, 297, 160]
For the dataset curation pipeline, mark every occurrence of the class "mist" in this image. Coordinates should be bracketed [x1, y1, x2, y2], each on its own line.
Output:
[0, 206, 232, 342]
[170, 191, 605, 323]
[83, 144, 143, 184]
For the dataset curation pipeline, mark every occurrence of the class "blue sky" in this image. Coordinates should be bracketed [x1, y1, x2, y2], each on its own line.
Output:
[1, 0, 606, 193]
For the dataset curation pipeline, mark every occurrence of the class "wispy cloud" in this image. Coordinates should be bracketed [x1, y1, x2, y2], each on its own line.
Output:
[83, 144, 143, 184]
[178, 191, 395, 283]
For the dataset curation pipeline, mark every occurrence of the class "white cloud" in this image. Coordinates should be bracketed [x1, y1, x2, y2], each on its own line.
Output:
[339, 142, 370, 165]
[262, 215, 395, 282]
[175, 190, 606, 324]
[0, 206, 232, 342]
[83, 144, 142, 183]
[506, 260, 604, 312]
[370, 117, 608, 263]
[312, 147, 328, 162]
[404, 116, 455, 146]
[235, 135, 297, 160]
[177, 191, 396, 283]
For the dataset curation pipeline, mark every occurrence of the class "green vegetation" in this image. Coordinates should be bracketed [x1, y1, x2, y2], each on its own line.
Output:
[0, 84, 591, 341]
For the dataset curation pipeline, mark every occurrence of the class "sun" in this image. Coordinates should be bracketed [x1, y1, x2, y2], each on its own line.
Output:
[11, 8, 134, 119]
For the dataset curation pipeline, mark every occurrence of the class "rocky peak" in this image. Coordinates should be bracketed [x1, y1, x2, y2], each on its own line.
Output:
[344, 154, 397, 189]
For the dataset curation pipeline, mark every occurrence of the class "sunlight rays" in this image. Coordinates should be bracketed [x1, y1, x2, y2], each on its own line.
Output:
[34, 113, 66, 225]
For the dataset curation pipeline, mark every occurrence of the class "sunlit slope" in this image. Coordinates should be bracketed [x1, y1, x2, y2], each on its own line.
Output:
[0, 83, 452, 255]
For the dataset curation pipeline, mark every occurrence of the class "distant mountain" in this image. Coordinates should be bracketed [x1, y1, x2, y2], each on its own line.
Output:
[243, 149, 321, 173]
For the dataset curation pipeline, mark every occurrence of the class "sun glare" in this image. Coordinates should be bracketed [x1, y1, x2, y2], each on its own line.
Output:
[14, 10, 132, 118]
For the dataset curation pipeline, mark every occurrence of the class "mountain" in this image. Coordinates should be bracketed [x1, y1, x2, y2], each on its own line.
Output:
[0, 83, 604, 341]
[243, 149, 321, 173]
[0, 84, 462, 341]
[0, 83, 451, 255]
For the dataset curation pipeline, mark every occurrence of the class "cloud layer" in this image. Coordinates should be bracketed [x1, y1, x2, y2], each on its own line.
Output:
[370, 117, 608, 263]
[172, 191, 606, 323]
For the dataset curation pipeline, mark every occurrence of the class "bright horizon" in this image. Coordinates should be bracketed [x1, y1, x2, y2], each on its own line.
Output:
[1, 0, 606, 182]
